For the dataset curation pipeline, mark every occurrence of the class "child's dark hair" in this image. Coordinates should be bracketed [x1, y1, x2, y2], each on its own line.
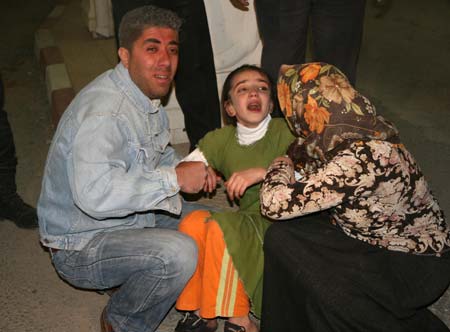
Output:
[221, 64, 275, 125]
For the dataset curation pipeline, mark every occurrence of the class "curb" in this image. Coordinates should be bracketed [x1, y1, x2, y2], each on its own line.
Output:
[35, 5, 75, 128]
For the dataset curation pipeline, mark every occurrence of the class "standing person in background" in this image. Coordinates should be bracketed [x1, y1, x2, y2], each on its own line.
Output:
[38, 7, 211, 332]
[0, 74, 38, 229]
[235, 0, 366, 115]
[111, 0, 222, 151]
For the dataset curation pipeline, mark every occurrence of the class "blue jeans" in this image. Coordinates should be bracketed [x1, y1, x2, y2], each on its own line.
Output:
[51, 202, 205, 332]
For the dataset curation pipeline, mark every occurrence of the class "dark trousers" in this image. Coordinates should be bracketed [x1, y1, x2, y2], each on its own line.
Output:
[0, 77, 17, 186]
[261, 215, 450, 332]
[111, 0, 221, 149]
[255, 0, 366, 87]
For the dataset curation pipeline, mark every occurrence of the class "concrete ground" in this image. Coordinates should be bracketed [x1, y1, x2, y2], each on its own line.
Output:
[1, 0, 449, 331]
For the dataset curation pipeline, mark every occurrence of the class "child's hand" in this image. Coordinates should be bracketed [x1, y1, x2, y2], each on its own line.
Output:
[225, 167, 266, 201]
[203, 166, 221, 193]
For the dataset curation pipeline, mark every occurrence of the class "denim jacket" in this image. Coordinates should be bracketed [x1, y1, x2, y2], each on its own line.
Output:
[38, 63, 182, 251]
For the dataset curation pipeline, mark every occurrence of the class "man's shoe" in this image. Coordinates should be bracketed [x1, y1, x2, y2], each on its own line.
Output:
[100, 308, 114, 332]
[0, 193, 38, 229]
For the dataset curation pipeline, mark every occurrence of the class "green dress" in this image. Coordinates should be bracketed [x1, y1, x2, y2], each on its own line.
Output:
[198, 118, 294, 317]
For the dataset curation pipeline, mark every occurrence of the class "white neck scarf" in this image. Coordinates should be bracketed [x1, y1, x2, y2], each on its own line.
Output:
[236, 114, 272, 146]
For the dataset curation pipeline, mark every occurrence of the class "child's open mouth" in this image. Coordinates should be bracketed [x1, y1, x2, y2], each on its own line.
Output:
[247, 102, 261, 112]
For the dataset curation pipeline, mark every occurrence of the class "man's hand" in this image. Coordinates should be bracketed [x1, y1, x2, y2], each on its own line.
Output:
[224, 167, 266, 201]
[175, 161, 208, 194]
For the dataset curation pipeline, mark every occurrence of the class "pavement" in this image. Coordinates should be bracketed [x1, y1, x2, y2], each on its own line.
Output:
[18, 0, 450, 331]
[34, 0, 116, 130]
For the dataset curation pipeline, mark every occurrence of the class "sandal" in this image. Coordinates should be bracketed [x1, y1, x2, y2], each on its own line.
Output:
[224, 321, 246, 332]
[175, 312, 218, 332]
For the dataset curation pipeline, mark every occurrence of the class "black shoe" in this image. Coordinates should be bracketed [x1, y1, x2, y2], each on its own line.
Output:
[0, 193, 38, 229]
[175, 312, 217, 332]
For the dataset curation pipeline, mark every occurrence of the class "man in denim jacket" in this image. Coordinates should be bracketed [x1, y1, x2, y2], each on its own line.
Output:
[38, 6, 210, 332]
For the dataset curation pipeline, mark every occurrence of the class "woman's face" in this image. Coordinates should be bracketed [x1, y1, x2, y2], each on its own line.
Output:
[225, 70, 273, 128]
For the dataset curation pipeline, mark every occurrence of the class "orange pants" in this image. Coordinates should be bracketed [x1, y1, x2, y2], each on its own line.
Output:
[176, 210, 250, 318]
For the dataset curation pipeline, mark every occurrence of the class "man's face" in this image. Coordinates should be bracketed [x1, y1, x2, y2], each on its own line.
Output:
[119, 26, 179, 99]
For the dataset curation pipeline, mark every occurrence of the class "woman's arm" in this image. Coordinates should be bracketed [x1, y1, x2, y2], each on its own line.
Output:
[260, 144, 377, 220]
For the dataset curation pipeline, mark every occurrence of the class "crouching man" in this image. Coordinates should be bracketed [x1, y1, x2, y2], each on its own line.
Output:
[38, 6, 209, 332]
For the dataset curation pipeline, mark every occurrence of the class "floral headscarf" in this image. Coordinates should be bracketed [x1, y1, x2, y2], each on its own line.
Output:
[277, 62, 399, 173]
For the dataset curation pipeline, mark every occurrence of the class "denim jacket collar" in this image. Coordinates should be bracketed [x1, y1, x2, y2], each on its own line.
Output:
[111, 63, 161, 114]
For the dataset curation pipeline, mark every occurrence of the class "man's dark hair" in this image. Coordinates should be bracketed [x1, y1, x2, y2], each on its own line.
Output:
[118, 5, 182, 50]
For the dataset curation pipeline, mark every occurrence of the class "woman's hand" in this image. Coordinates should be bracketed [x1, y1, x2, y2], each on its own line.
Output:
[271, 156, 295, 184]
[272, 156, 294, 167]
[225, 167, 266, 201]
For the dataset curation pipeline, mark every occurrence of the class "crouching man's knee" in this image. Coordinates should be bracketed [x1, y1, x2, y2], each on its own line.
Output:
[163, 231, 198, 285]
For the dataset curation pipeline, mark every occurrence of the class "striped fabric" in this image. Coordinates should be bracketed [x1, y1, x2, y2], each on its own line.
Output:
[176, 210, 250, 318]
[217, 248, 239, 316]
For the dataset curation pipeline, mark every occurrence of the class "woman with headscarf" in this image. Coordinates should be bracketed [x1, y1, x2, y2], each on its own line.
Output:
[259, 63, 450, 331]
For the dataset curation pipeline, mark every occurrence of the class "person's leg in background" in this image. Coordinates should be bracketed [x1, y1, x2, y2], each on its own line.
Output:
[255, 0, 365, 108]
[111, 0, 221, 150]
[111, 0, 149, 51]
[311, 0, 366, 85]
[0, 75, 38, 228]
[171, 0, 221, 150]
[254, 0, 311, 117]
